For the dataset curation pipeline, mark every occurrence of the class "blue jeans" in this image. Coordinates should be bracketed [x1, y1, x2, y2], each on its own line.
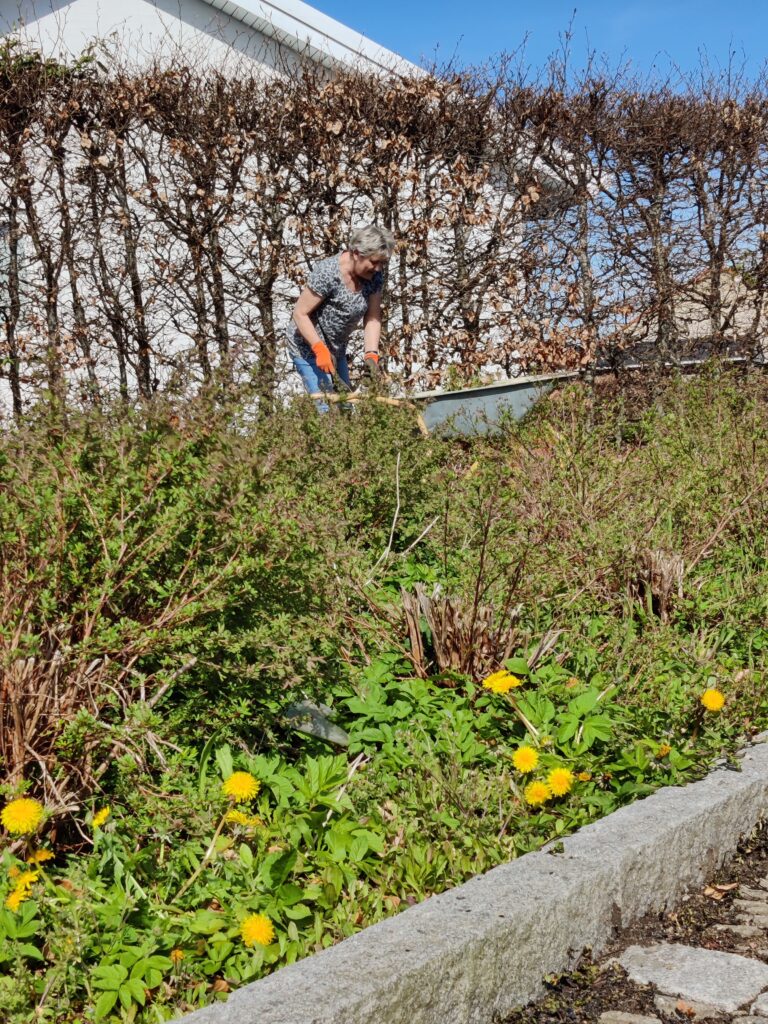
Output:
[292, 350, 350, 412]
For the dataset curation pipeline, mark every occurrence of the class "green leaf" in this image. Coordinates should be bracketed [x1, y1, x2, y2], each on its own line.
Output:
[143, 955, 173, 972]
[239, 843, 254, 868]
[188, 910, 227, 935]
[198, 731, 220, 799]
[126, 978, 147, 1005]
[557, 715, 579, 744]
[259, 849, 297, 887]
[504, 657, 530, 676]
[209, 940, 234, 962]
[145, 969, 163, 988]
[325, 828, 348, 861]
[17, 943, 44, 961]
[568, 689, 600, 716]
[94, 990, 118, 1020]
[282, 903, 312, 921]
[92, 964, 128, 990]
[215, 744, 234, 781]
[118, 983, 134, 1011]
[275, 882, 305, 906]
[349, 835, 368, 861]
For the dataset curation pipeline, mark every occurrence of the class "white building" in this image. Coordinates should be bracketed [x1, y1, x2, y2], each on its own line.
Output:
[0, 0, 412, 74]
[0, 1, 582, 409]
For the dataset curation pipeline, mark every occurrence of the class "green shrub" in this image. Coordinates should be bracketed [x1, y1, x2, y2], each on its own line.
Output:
[1, 370, 767, 1022]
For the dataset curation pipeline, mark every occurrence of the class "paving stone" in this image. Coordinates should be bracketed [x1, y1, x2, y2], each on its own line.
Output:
[736, 900, 768, 913]
[707, 923, 765, 938]
[751, 991, 768, 1015]
[619, 943, 768, 1013]
[739, 886, 768, 902]
[737, 914, 768, 927]
[598, 1014, 660, 1024]
[654, 993, 721, 1019]
[732, 1017, 768, 1024]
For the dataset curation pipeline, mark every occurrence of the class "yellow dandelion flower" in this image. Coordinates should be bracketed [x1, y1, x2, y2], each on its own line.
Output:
[524, 781, 551, 807]
[92, 807, 111, 829]
[701, 689, 725, 712]
[15, 870, 39, 891]
[511, 746, 539, 774]
[222, 772, 261, 802]
[170, 948, 185, 964]
[240, 913, 275, 947]
[577, 771, 592, 782]
[8, 865, 21, 879]
[482, 670, 522, 694]
[1, 797, 44, 835]
[26, 849, 54, 866]
[225, 809, 251, 826]
[656, 744, 672, 758]
[4, 888, 26, 912]
[547, 767, 574, 797]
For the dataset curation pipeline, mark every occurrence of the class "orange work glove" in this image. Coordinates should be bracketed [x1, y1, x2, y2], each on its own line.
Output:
[311, 342, 334, 374]
[363, 351, 380, 380]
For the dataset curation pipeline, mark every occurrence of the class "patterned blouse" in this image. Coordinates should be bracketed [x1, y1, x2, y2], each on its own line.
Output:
[287, 254, 383, 361]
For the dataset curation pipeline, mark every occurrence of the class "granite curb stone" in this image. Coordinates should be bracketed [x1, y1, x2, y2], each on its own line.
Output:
[182, 739, 768, 1024]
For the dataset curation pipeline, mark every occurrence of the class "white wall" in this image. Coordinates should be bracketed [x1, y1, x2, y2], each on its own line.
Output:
[0, 0, 295, 72]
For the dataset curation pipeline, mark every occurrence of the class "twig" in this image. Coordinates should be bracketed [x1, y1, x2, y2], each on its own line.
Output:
[528, 628, 565, 669]
[505, 696, 540, 740]
[686, 473, 768, 575]
[364, 452, 401, 584]
[399, 515, 439, 557]
[172, 811, 227, 904]
[24, 743, 90, 845]
[323, 752, 369, 828]
[308, 391, 429, 436]
[147, 657, 198, 708]
[35, 969, 60, 1014]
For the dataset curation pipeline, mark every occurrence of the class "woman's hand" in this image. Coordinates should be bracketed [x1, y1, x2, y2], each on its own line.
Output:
[363, 352, 380, 380]
[311, 342, 334, 374]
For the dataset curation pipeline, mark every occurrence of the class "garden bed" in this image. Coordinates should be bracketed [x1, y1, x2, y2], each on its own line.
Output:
[1, 370, 767, 1022]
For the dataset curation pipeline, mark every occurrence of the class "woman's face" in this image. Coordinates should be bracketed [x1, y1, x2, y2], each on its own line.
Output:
[351, 250, 386, 280]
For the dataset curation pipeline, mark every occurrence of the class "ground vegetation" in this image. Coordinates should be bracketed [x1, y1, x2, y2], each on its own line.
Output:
[1, 369, 767, 1021]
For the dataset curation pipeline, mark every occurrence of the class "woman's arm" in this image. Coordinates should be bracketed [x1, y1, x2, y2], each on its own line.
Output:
[363, 290, 382, 358]
[293, 287, 335, 373]
[292, 287, 326, 349]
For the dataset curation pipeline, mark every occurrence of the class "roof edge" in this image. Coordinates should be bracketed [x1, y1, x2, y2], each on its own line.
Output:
[202, 0, 420, 75]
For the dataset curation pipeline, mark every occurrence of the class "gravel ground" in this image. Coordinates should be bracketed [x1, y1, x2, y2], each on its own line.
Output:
[502, 823, 768, 1023]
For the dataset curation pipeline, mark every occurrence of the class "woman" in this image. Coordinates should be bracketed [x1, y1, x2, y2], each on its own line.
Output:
[287, 224, 395, 408]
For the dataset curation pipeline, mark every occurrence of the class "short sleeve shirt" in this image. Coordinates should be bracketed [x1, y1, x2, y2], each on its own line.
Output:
[287, 254, 383, 361]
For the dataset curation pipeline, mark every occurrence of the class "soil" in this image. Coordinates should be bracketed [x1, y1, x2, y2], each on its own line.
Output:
[502, 822, 768, 1023]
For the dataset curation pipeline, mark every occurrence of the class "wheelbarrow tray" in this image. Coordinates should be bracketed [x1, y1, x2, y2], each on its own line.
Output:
[412, 370, 579, 435]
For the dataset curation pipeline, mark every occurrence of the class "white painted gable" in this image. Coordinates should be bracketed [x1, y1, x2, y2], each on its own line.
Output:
[0, 0, 413, 73]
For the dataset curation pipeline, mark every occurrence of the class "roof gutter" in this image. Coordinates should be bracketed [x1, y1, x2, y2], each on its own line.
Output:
[200, 0, 417, 75]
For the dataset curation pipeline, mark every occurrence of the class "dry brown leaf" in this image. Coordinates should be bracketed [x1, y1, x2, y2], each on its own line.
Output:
[675, 1000, 696, 1017]
[703, 886, 725, 900]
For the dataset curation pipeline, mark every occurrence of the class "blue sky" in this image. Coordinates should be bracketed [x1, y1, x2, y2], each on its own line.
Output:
[320, 1, 768, 83]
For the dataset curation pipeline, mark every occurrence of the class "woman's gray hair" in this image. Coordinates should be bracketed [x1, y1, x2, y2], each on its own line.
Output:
[348, 224, 395, 258]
